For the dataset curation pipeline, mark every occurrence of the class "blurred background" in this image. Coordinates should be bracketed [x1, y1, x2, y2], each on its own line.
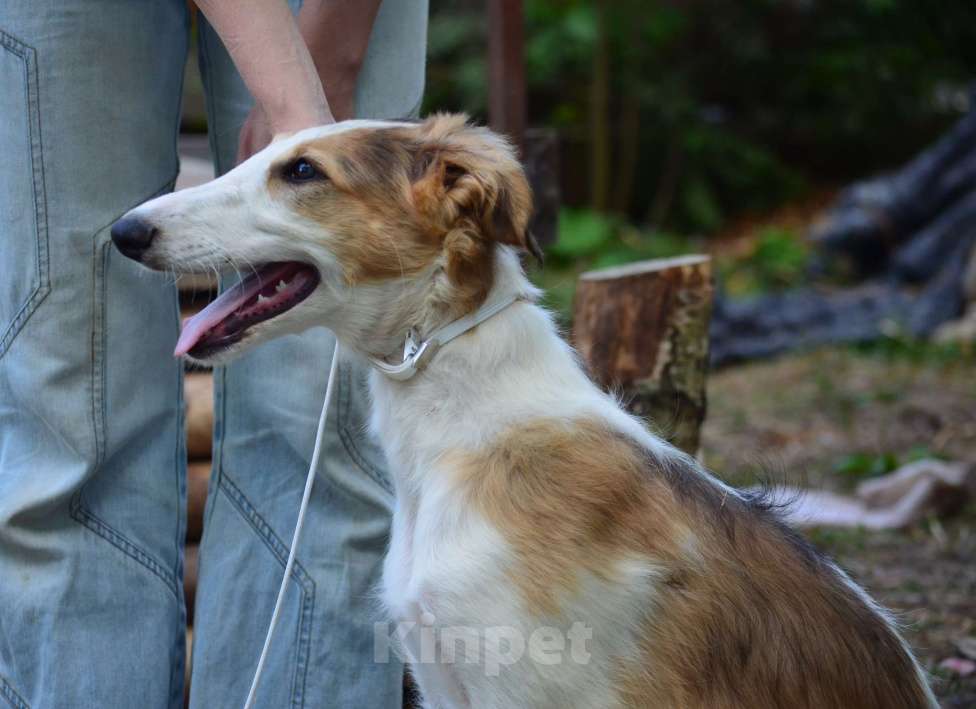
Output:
[178, 2, 976, 705]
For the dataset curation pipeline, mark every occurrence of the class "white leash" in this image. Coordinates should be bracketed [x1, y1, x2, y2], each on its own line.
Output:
[242, 340, 340, 709]
[242, 292, 521, 707]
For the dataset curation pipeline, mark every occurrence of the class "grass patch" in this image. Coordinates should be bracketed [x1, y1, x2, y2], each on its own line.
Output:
[850, 333, 976, 367]
[805, 525, 871, 553]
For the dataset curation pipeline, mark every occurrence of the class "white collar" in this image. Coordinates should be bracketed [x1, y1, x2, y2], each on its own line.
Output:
[368, 292, 522, 381]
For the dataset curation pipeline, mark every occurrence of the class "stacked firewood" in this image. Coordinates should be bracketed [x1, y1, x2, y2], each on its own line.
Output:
[183, 368, 213, 625]
[180, 283, 215, 706]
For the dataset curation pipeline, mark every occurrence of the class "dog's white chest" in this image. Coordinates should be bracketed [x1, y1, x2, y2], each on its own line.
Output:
[381, 485, 506, 618]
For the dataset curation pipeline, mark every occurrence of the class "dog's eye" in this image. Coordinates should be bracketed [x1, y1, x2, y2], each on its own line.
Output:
[285, 158, 321, 183]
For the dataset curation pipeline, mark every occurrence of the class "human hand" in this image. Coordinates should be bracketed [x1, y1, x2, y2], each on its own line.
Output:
[236, 99, 338, 165]
[236, 106, 273, 164]
[236, 79, 360, 164]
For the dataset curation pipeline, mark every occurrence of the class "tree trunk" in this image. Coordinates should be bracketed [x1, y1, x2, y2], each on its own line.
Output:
[573, 256, 713, 455]
[588, 0, 610, 211]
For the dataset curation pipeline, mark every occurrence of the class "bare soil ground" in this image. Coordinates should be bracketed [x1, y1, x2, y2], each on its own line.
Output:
[701, 345, 976, 706]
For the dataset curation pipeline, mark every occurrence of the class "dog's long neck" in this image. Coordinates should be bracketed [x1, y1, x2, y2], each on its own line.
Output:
[366, 249, 597, 494]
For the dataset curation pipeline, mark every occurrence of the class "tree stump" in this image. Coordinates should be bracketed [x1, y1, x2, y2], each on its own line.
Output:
[573, 255, 713, 455]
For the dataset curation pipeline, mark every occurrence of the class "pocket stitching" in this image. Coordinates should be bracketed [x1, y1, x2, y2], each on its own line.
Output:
[216, 473, 314, 709]
[0, 30, 51, 358]
[0, 676, 29, 709]
[69, 492, 181, 601]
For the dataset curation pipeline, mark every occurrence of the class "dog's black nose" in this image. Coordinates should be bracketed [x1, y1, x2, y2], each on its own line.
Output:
[111, 216, 158, 261]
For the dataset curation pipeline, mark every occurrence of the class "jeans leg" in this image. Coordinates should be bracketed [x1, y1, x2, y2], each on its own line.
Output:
[189, 3, 427, 707]
[0, 2, 189, 708]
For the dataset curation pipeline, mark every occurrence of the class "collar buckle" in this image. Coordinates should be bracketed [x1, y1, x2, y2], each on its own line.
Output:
[369, 293, 521, 381]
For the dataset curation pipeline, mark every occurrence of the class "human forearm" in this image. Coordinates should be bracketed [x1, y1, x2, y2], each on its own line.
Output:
[195, 0, 333, 131]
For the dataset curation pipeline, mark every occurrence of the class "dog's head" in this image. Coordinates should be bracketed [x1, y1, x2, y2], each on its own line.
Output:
[112, 114, 538, 364]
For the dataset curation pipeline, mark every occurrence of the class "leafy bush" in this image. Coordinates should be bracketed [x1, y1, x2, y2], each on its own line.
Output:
[720, 227, 810, 295]
[426, 0, 974, 237]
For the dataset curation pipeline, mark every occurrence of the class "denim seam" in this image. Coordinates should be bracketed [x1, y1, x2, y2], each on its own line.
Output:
[0, 677, 28, 709]
[291, 573, 314, 709]
[336, 363, 393, 493]
[89, 241, 109, 467]
[196, 22, 228, 176]
[0, 30, 51, 359]
[83, 175, 178, 469]
[72, 168, 184, 601]
[208, 365, 227, 531]
[196, 18, 216, 168]
[170, 290, 188, 709]
[69, 495, 181, 601]
[169, 16, 191, 708]
[216, 474, 315, 708]
[69, 171, 181, 601]
[216, 475, 314, 590]
[85, 177, 179, 251]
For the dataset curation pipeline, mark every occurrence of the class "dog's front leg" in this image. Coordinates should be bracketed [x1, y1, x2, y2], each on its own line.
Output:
[398, 605, 470, 709]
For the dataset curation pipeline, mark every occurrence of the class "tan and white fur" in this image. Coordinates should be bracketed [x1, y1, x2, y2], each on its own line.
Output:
[116, 115, 937, 708]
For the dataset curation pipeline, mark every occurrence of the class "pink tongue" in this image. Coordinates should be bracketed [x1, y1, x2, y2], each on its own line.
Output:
[174, 280, 255, 356]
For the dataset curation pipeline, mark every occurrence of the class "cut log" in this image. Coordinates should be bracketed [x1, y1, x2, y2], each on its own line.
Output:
[184, 627, 193, 709]
[573, 256, 713, 455]
[185, 373, 213, 460]
[187, 461, 210, 543]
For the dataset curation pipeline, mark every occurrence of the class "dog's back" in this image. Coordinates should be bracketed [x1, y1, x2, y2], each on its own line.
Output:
[452, 416, 936, 708]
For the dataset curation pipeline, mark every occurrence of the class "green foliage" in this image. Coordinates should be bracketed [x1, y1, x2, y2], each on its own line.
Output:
[533, 208, 697, 324]
[833, 445, 948, 484]
[751, 229, 809, 286]
[424, 10, 488, 115]
[833, 451, 900, 481]
[548, 209, 616, 262]
[549, 209, 693, 266]
[721, 227, 810, 296]
[851, 334, 976, 366]
[805, 525, 870, 552]
[903, 445, 948, 463]
[425, 0, 974, 237]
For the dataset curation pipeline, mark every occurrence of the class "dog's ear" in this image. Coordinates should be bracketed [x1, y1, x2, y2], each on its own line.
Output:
[411, 115, 543, 266]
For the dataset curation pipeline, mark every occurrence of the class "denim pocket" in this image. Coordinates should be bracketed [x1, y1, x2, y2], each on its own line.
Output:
[0, 30, 49, 358]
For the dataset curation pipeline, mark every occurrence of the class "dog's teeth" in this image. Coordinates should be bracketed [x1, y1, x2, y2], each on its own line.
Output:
[276, 280, 287, 292]
[257, 294, 269, 303]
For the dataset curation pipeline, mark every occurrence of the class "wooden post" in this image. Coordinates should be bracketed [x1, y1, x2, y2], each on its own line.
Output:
[573, 256, 713, 455]
[486, 1, 560, 248]
[487, 0, 526, 153]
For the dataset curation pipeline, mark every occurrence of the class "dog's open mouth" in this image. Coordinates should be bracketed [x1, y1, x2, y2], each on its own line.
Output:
[175, 261, 320, 358]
